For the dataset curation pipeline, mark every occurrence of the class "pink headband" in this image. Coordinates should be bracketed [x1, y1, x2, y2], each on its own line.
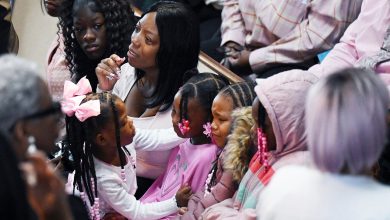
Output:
[61, 77, 100, 122]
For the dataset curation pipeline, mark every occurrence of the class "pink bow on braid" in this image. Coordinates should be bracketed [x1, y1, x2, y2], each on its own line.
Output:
[61, 77, 100, 122]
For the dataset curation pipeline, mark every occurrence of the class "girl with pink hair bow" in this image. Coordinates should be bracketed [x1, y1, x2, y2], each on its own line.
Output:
[62, 77, 190, 219]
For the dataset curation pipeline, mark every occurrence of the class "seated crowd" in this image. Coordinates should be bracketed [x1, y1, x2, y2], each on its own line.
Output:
[1, 0, 390, 219]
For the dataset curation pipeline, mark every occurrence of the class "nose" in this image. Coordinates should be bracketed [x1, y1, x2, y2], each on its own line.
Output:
[130, 31, 140, 47]
[211, 120, 217, 132]
[83, 28, 96, 42]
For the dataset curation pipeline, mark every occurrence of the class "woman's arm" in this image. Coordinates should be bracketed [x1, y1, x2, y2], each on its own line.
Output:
[132, 127, 186, 151]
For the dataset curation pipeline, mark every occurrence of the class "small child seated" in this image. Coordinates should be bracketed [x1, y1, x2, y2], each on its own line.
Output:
[62, 77, 186, 219]
[140, 73, 228, 219]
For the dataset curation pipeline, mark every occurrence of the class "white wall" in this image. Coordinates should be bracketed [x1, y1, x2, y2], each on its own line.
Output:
[12, 0, 58, 77]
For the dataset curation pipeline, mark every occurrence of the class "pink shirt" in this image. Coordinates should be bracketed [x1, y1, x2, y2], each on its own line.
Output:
[141, 140, 219, 219]
[45, 35, 71, 101]
[221, 0, 362, 72]
[305, 0, 390, 83]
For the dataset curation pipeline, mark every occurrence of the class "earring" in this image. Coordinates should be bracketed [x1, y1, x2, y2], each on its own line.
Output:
[257, 128, 269, 170]
[27, 136, 37, 155]
[178, 119, 190, 135]
[202, 122, 212, 138]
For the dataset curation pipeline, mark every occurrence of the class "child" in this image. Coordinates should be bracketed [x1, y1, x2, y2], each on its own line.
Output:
[63, 77, 189, 219]
[180, 82, 256, 219]
[200, 71, 317, 219]
[256, 68, 390, 220]
[140, 73, 228, 219]
[59, 0, 136, 90]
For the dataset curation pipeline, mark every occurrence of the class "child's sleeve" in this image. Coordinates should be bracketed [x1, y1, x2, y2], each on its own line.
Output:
[98, 176, 178, 220]
[133, 127, 186, 151]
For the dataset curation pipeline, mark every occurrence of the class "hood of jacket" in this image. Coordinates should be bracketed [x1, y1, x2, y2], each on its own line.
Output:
[255, 71, 319, 158]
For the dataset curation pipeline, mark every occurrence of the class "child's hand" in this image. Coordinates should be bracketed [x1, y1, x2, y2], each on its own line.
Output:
[178, 207, 188, 215]
[96, 54, 126, 91]
[175, 183, 192, 207]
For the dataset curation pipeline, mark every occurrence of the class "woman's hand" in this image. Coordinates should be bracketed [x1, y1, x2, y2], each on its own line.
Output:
[21, 152, 72, 220]
[225, 50, 252, 75]
[96, 54, 126, 91]
[175, 183, 192, 207]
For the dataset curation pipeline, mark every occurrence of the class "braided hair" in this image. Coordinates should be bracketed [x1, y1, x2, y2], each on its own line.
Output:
[206, 82, 257, 192]
[179, 73, 228, 127]
[59, 0, 136, 90]
[65, 92, 129, 213]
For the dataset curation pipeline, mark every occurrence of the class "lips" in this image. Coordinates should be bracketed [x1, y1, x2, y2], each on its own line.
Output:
[85, 44, 99, 52]
[127, 48, 137, 59]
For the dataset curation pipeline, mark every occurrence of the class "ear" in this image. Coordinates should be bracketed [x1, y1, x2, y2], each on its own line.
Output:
[11, 121, 29, 160]
[95, 133, 106, 146]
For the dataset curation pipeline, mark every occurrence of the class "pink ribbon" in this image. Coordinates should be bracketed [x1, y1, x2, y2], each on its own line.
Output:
[61, 77, 100, 122]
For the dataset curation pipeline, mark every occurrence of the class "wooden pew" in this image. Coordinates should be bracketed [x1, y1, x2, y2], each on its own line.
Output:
[131, 4, 243, 84]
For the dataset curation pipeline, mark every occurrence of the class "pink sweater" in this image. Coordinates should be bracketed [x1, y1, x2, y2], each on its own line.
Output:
[141, 140, 219, 219]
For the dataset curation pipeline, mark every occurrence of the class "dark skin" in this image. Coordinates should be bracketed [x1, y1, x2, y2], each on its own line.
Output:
[221, 41, 252, 75]
[92, 100, 135, 166]
[171, 92, 212, 145]
[73, 3, 108, 61]
[96, 12, 161, 117]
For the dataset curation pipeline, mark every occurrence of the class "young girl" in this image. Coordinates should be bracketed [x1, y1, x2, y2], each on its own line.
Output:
[200, 71, 317, 219]
[63, 78, 189, 219]
[256, 69, 390, 220]
[180, 82, 256, 219]
[59, 0, 136, 90]
[140, 73, 228, 219]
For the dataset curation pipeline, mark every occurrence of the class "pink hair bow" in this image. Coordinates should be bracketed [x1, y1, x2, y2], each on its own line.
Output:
[61, 77, 100, 122]
[63, 76, 92, 99]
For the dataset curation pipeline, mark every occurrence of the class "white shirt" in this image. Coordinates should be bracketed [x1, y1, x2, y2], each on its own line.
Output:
[257, 165, 390, 220]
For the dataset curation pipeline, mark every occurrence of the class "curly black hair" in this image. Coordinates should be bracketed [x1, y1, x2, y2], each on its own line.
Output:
[59, 0, 136, 90]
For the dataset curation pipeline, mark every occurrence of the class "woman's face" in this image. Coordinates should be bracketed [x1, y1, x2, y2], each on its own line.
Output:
[73, 4, 108, 60]
[44, 0, 64, 17]
[26, 82, 62, 155]
[211, 94, 234, 148]
[128, 12, 160, 72]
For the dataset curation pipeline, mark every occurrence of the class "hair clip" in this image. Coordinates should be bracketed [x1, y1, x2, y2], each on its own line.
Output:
[178, 119, 190, 135]
[203, 122, 212, 138]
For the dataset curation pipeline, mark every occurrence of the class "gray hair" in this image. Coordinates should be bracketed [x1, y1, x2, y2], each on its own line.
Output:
[306, 68, 389, 174]
[0, 55, 43, 132]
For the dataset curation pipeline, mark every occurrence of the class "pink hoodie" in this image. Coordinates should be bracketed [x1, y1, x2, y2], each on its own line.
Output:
[200, 71, 318, 219]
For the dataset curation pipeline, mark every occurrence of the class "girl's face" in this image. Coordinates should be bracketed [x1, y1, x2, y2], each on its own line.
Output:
[251, 98, 277, 151]
[211, 94, 234, 148]
[73, 4, 108, 60]
[171, 92, 209, 139]
[44, 0, 64, 17]
[100, 100, 135, 147]
[128, 12, 160, 72]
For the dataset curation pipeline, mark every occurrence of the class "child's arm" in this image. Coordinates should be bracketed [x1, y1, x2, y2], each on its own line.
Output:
[132, 127, 186, 151]
[180, 171, 236, 220]
[98, 176, 178, 220]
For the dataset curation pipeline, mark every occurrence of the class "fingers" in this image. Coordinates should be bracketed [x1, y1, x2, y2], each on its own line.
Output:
[178, 207, 188, 215]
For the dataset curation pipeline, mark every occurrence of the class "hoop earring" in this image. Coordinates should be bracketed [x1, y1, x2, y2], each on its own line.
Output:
[27, 136, 37, 155]
[178, 119, 190, 135]
[257, 128, 269, 169]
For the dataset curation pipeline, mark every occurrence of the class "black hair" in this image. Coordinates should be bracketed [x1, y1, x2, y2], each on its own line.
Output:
[219, 81, 256, 108]
[179, 73, 228, 127]
[0, 132, 34, 220]
[65, 92, 129, 208]
[59, 0, 136, 90]
[206, 82, 256, 192]
[135, 1, 200, 111]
